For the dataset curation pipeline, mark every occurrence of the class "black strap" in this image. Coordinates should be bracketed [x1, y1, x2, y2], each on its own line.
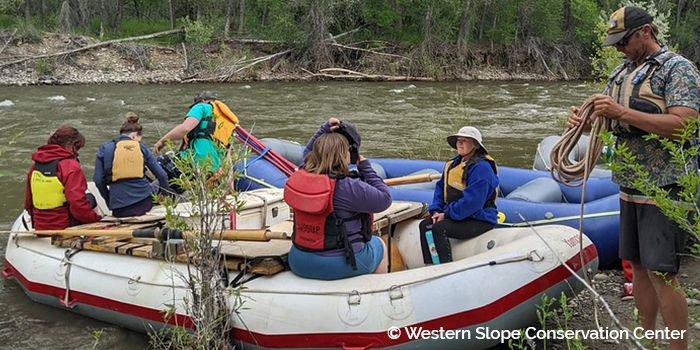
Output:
[229, 256, 285, 287]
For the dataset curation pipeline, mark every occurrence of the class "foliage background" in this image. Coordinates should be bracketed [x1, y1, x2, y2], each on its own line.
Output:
[1, 0, 699, 78]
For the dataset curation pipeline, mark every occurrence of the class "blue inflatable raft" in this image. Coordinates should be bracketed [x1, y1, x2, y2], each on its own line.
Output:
[235, 140, 621, 267]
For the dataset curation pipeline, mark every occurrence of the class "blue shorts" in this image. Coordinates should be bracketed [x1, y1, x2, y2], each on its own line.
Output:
[288, 236, 385, 280]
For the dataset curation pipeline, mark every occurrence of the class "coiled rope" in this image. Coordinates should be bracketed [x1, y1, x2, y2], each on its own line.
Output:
[549, 96, 613, 187]
[549, 95, 616, 333]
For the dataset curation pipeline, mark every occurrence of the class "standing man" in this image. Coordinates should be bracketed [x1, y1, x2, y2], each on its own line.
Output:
[153, 91, 238, 170]
[568, 6, 700, 350]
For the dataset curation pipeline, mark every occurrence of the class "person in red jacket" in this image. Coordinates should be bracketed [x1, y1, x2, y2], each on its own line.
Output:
[24, 126, 102, 230]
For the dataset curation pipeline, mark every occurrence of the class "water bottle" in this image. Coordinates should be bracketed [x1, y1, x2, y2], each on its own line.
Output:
[424, 225, 440, 265]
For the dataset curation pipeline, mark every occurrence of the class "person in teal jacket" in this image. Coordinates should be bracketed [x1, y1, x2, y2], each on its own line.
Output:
[419, 126, 499, 264]
[152, 91, 224, 169]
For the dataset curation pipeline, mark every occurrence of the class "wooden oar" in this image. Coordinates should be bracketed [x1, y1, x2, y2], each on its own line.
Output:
[0, 228, 289, 242]
[384, 173, 442, 186]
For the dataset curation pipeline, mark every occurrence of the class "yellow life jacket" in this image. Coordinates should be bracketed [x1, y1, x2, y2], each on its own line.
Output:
[183, 100, 239, 149]
[443, 153, 498, 207]
[608, 50, 676, 136]
[31, 159, 67, 210]
[110, 139, 144, 183]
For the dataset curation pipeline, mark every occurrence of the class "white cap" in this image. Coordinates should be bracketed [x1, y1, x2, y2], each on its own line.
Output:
[446, 126, 488, 154]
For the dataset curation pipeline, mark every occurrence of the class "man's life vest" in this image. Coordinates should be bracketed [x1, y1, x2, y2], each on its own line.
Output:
[183, 100, 240, 149]
[108, 139, 144, 183]
[31, 159, 68, 210]
[608, 50, 676, 137]
[284, 169, 372, 269]
[443, 153, 498, 207]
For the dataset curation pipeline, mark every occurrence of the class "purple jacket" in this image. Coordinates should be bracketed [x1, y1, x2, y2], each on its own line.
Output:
[301, 122, 392, 254]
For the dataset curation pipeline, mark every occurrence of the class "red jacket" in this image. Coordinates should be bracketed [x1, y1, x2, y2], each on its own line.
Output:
[24, 144, 102, 230]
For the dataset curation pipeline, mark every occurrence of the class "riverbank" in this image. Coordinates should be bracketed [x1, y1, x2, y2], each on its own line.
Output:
[549, 256, 700, 350]
[0, 32, 572, 86]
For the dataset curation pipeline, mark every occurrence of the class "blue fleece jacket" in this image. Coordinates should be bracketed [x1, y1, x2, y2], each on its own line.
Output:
[94, 135, 170, 210]
[429, 155, 499, 224]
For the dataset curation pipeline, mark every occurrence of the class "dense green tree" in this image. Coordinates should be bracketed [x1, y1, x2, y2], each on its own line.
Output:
[1, 0, 699, 77]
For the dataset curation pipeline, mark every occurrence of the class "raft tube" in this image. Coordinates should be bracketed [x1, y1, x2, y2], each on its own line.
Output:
[235, 140, 620, 267]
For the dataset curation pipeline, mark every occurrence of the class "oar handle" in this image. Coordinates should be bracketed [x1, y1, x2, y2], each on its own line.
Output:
[2, 228, 291, 242]
[214, 229, 289, 241]
[384, 173, 442, 186]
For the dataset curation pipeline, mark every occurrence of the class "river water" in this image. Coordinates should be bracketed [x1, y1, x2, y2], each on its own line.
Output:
[0, 81, 597, 349]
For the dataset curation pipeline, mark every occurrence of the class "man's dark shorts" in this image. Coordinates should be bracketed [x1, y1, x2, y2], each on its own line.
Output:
[619, 185, 688, 273]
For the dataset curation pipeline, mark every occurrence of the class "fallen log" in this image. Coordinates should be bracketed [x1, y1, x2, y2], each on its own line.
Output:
[0, 29, 18, 56]
[306, 68, 434, 82]
[330, 43, 408, 60]
[0, 28, 184, 69]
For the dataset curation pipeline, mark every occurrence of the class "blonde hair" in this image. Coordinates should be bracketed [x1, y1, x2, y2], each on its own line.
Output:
[303, 133, 350, 176]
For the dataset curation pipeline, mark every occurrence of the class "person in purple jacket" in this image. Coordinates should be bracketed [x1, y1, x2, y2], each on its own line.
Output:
[286, 118, 392, 280]
[419, 126, 499, 264]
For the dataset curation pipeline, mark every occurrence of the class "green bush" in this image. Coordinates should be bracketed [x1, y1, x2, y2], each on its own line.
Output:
[0, 14, 16, 28]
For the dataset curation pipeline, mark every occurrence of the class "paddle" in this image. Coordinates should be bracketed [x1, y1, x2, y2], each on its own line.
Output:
[0, 228, 290, 242]
[384, 173, 442, 186]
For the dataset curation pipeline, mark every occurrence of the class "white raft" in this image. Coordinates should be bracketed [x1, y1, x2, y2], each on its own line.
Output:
[3, 189, 598, 350]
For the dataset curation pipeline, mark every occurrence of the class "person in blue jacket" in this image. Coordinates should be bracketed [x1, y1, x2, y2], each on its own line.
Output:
[94, 113, 171, 217]
[419, 126, 499, 264]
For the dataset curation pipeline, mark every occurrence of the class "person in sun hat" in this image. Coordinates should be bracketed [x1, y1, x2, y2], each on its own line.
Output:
[417, 126, 499, 265]
[567, 6, 700, 350]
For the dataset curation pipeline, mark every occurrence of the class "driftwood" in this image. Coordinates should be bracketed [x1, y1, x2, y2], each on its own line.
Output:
[218, 49, 291, 81]
[181, 42, 188, 70]
[305, 68, 434, 82]
[0, 28, 184, 69]
[230, 27, 362, 47]
[330, 42, 408, 60]
[233, 38, 283, 44]
[0, 29, 18, 56]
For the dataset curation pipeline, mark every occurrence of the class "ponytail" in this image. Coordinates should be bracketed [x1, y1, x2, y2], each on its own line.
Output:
[120, 112, 143, 135]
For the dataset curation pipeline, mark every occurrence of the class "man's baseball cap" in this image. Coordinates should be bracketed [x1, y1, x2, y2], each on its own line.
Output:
[197, 91, 219, 100]
[602, 6, 653, 47]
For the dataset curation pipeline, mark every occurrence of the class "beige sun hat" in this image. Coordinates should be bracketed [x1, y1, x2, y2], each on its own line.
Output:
[447, 126, 488, 153]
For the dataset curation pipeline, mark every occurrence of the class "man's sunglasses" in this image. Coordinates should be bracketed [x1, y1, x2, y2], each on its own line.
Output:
[614, 26, 645, 48]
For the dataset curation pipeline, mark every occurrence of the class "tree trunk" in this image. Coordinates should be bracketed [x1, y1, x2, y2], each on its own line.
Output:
[132, 0, 141, 19]
[457, 0, 473, 54]
[99, 0, 105, 39]
[168, 0, 175, 29]
[224, 0, 234, 38]
[24, 0, 31, 22]
[421, 5, 433, 55]
[478, 7, 487, 41]
[39, 0, 46, 25]
[261, 1, 268, 27]
[57, 0, 72, 33]
[77, 0, 90, 30]
[490, 13, 497, 51]
[563, 0, 573, 40]
[307, 0, 333, 70]
[238, 0, 246, 35]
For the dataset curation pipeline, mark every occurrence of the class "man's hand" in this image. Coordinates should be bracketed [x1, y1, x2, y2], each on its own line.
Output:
[566, 105, 584, 129]
[328, 118, 340, 131]
[590, 94, 628, 121]
[432, 212, 445, 224]
[153, 140, 164, 155]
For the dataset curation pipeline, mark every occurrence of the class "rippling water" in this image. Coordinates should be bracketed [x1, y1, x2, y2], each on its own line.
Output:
[0, 81, 597, 349]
